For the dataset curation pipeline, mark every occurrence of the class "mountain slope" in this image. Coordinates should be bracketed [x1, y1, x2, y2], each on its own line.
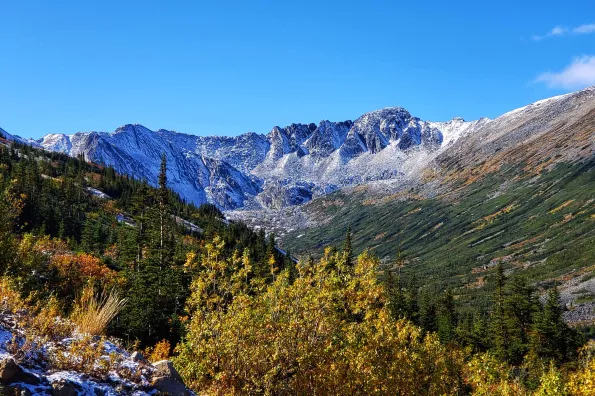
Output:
[275, 86, 595, 321]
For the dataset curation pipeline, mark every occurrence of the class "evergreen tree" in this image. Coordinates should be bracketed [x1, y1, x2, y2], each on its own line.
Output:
[490, 262, 509, 361]
[419, 289, 437, 333]
[343, 225, 353, 267]
[503, 277, 537, 364]
[530, 288, 582, 363]
[158, 153, 168, 268]
[437, 288, 457, 343]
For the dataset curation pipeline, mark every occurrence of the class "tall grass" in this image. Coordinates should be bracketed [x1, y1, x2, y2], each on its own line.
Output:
[71, 285, 127, 336]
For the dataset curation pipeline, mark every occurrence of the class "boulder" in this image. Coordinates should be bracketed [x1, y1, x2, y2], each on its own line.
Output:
[51, 379, 79, 396]
[151, 360, 189, 396]
[152, 376, 190, 396]
[152, 360, 183, 383]
[0, 357, 41, 386]
[0, 357, 22, 383]
[130, 351, 146, 363]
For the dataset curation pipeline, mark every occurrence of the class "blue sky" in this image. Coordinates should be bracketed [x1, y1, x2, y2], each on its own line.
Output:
[1, 1, 594, 139]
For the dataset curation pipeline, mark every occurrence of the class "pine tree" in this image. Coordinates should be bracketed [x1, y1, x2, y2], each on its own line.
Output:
[343, 225, 353, 267]
[530, 288, 581, 363]
[437, 288, 457, 343]
[158, 153, 168, 268]
[490, 262, 509, 361]
[385, 270, 403, 319]
[0, 179, 21, 274]
[266, 233, 276, 258]
[406, 273, 419, 323]
[80, 216, 95, 253]
[283, 250, 297, 282]
[418, 289, 437, 333]
[503, 277, 537, 364]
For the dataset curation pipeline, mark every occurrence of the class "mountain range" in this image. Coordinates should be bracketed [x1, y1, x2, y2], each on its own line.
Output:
[1, 103, 489, 210]
[1, 86, 594, 215]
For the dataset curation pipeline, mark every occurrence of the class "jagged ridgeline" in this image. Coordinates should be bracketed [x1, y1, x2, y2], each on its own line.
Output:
[0, 139, 289, 347]
[20, 106, 479, 211]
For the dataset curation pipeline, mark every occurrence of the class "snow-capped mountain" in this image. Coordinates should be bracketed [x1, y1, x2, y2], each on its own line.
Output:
[37, 124, 261, 209]
[4, 106, 484, 210]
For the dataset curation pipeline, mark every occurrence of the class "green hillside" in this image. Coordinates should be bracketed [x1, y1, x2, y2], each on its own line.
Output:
[282, 159, 595, 308]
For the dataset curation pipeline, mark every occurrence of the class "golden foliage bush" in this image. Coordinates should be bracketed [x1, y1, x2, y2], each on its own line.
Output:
[50, 252, 119, 291]
[463, 352, 525, 395]
[29, 296, 73, 341]
[50, 335, 122, 379]
[144, 339, 171, 362]
[0, 277, 25, 312]
[567, 341, 595, 396]
[534, 363, 568, 396]
[175, 244, 465, 395]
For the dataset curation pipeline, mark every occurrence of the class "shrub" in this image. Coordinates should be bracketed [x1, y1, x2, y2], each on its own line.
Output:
[463, 352, 527, 395]
[0, 277, 25, 312]
[567, 341, 595, 395]
[175, 247, 465, 395]
[50, 335, 122, 379]
[51, 252, 119, 295]
[30, 296, 73, 341]
[144, 339, 171, 362]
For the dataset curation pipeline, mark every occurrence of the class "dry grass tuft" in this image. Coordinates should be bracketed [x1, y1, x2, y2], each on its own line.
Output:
[71, 285, 127, 336]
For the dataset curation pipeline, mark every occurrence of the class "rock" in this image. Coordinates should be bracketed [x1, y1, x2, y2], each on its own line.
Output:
[51, 379, 79, 396]
[130, 351, 145, 362]
[8, 384, 33, 396]
[0, 357, 42, 386]
[151, 360, 189, 396]
[152, 360, 183, 384]
[16, 371, 41, 386]
[152, 376, 190, 396]
[0, 357, 22, 383]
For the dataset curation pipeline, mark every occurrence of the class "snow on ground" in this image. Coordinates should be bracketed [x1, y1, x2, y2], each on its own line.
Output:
[86, 187, 111, 199]
[0, 310, 192, 395]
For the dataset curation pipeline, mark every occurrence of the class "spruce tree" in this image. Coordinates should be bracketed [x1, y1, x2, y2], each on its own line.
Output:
[490, 262, 509, 361]
[158, 153, 168, 268]
[343, 225, 353, 267]
[530, 288, 581, 363]
[419, 289, 437, 333]
[503, 277, 536, 364]
[437, 288, 457, 343]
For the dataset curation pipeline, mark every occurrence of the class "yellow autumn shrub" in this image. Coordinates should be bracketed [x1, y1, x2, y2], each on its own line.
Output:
[463, 352, 527, 395]
[175, 244, 464, 395]
[567, 340, 595, 396]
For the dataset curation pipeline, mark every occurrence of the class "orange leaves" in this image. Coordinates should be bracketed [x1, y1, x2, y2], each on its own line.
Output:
[51, 252, 118, 291]
[144, 339, 171, 363]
